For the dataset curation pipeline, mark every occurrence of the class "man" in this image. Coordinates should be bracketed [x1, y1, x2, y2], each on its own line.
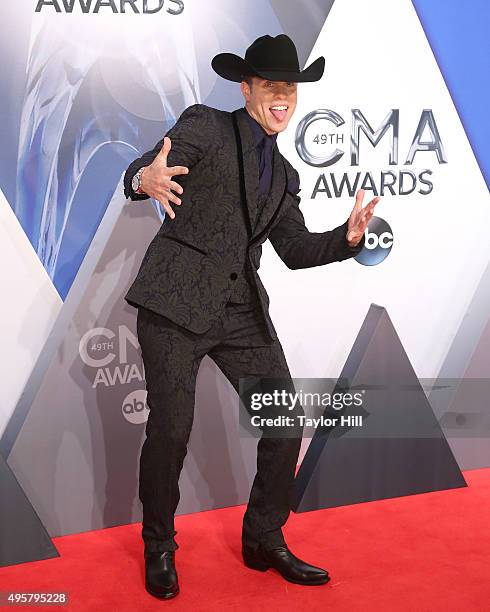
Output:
[123, 34, 379, 599]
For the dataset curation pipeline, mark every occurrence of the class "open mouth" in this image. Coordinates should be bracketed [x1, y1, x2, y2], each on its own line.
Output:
[269, 105, 288, 122]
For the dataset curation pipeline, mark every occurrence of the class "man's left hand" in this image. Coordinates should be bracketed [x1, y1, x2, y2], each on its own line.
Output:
[346, 189, 381, 247]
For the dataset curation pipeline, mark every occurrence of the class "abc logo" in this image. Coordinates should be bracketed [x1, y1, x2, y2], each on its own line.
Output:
[355, 216, 393, 266]
[122, 390, 149, 424]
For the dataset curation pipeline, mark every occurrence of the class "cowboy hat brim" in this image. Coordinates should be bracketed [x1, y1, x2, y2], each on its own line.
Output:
[211, 53, 325, 83]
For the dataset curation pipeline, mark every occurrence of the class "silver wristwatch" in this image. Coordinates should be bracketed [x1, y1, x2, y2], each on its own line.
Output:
[131, 166, 147, 194]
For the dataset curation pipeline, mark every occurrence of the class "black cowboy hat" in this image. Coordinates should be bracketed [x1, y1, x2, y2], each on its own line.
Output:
[212, 34, 325, 83]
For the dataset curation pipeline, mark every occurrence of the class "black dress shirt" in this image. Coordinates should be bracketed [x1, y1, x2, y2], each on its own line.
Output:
[243, 109, 278, 199]
[243, 108, 300, 198]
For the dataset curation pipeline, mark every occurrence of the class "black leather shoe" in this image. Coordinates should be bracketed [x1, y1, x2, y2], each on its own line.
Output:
[242, 543, 330, 586]
[144, 551, 179, 599]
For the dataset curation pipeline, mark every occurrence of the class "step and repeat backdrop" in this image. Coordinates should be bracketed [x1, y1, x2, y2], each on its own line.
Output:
[1, 0, 489, 543]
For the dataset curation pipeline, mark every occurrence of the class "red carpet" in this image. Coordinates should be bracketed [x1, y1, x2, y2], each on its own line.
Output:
[1, 468, 489, 611]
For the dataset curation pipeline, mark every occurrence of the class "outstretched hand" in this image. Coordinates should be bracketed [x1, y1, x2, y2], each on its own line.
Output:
[346, 189, 381, 246]
[140, 137, 189, 219]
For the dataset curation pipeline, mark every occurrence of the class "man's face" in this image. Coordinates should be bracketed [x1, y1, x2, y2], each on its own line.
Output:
[240, 76, 297, 135]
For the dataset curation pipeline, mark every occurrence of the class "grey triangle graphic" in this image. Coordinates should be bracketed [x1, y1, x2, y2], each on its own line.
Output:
[429, 261, 490, 470]
[5, 179, 260, 537]
[0, 181, 137, 459]
[0, 454, 59, 567]
[434, 261, 490, 382]
[270, 0, 336, 67]
[293, 304, 466, 512]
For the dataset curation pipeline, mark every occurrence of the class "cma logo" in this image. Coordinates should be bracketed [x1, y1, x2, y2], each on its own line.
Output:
[355, 216, 393, 266]
[295, 108, 447, 198]
[79, 326, 145, 388]
[122, 390, 149, 425]
[35, 0, 184, 14]
[296, 108, 446, 168]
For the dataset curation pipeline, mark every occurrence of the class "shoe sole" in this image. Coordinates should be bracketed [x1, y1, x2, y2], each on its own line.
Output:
[243, 556, 330, 586]
[145, 583, 180, 599]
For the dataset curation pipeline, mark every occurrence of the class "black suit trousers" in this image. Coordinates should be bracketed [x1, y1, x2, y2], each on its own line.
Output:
[136, 300, 303, 553]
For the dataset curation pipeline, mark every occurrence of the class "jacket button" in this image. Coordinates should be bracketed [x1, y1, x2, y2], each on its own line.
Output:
[230, 272, 238, 280]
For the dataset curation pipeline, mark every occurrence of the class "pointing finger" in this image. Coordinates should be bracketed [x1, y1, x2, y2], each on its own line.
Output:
[168, 165, 189, 177]
[355, 189, 365, 211]
[166, 191, 182, 206]
[167, 180, 184, 195]
[368, 196, 381, 207]
[364, 197, 380, 212]
[161, 200, 175, 219]
[157, 136, 171, 165]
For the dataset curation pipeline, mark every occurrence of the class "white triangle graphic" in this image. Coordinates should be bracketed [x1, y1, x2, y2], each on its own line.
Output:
[261, 0, 490, 379]
[0, 191, 61, 437]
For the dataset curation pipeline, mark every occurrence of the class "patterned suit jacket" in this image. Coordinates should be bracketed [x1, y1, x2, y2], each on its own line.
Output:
[123, 104, 365, 340]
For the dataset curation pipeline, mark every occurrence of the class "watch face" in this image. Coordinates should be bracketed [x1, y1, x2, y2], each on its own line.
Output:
[131, 172, 140, 192]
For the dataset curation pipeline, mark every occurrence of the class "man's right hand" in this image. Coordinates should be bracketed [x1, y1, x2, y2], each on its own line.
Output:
[139, 136, 189, 219]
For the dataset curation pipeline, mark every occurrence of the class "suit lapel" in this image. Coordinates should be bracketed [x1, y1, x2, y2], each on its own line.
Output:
[232, 107, 289, 243]
[232, 108, 259, 234]
[252, 145, 286, 239]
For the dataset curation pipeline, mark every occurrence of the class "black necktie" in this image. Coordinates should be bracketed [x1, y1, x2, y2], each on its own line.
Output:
[258, 135, 274, 198]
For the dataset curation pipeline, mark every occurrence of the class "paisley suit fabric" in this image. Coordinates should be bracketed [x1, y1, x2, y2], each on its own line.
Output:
[123, 104, 365, 339]
[136, 302, 302, 553]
